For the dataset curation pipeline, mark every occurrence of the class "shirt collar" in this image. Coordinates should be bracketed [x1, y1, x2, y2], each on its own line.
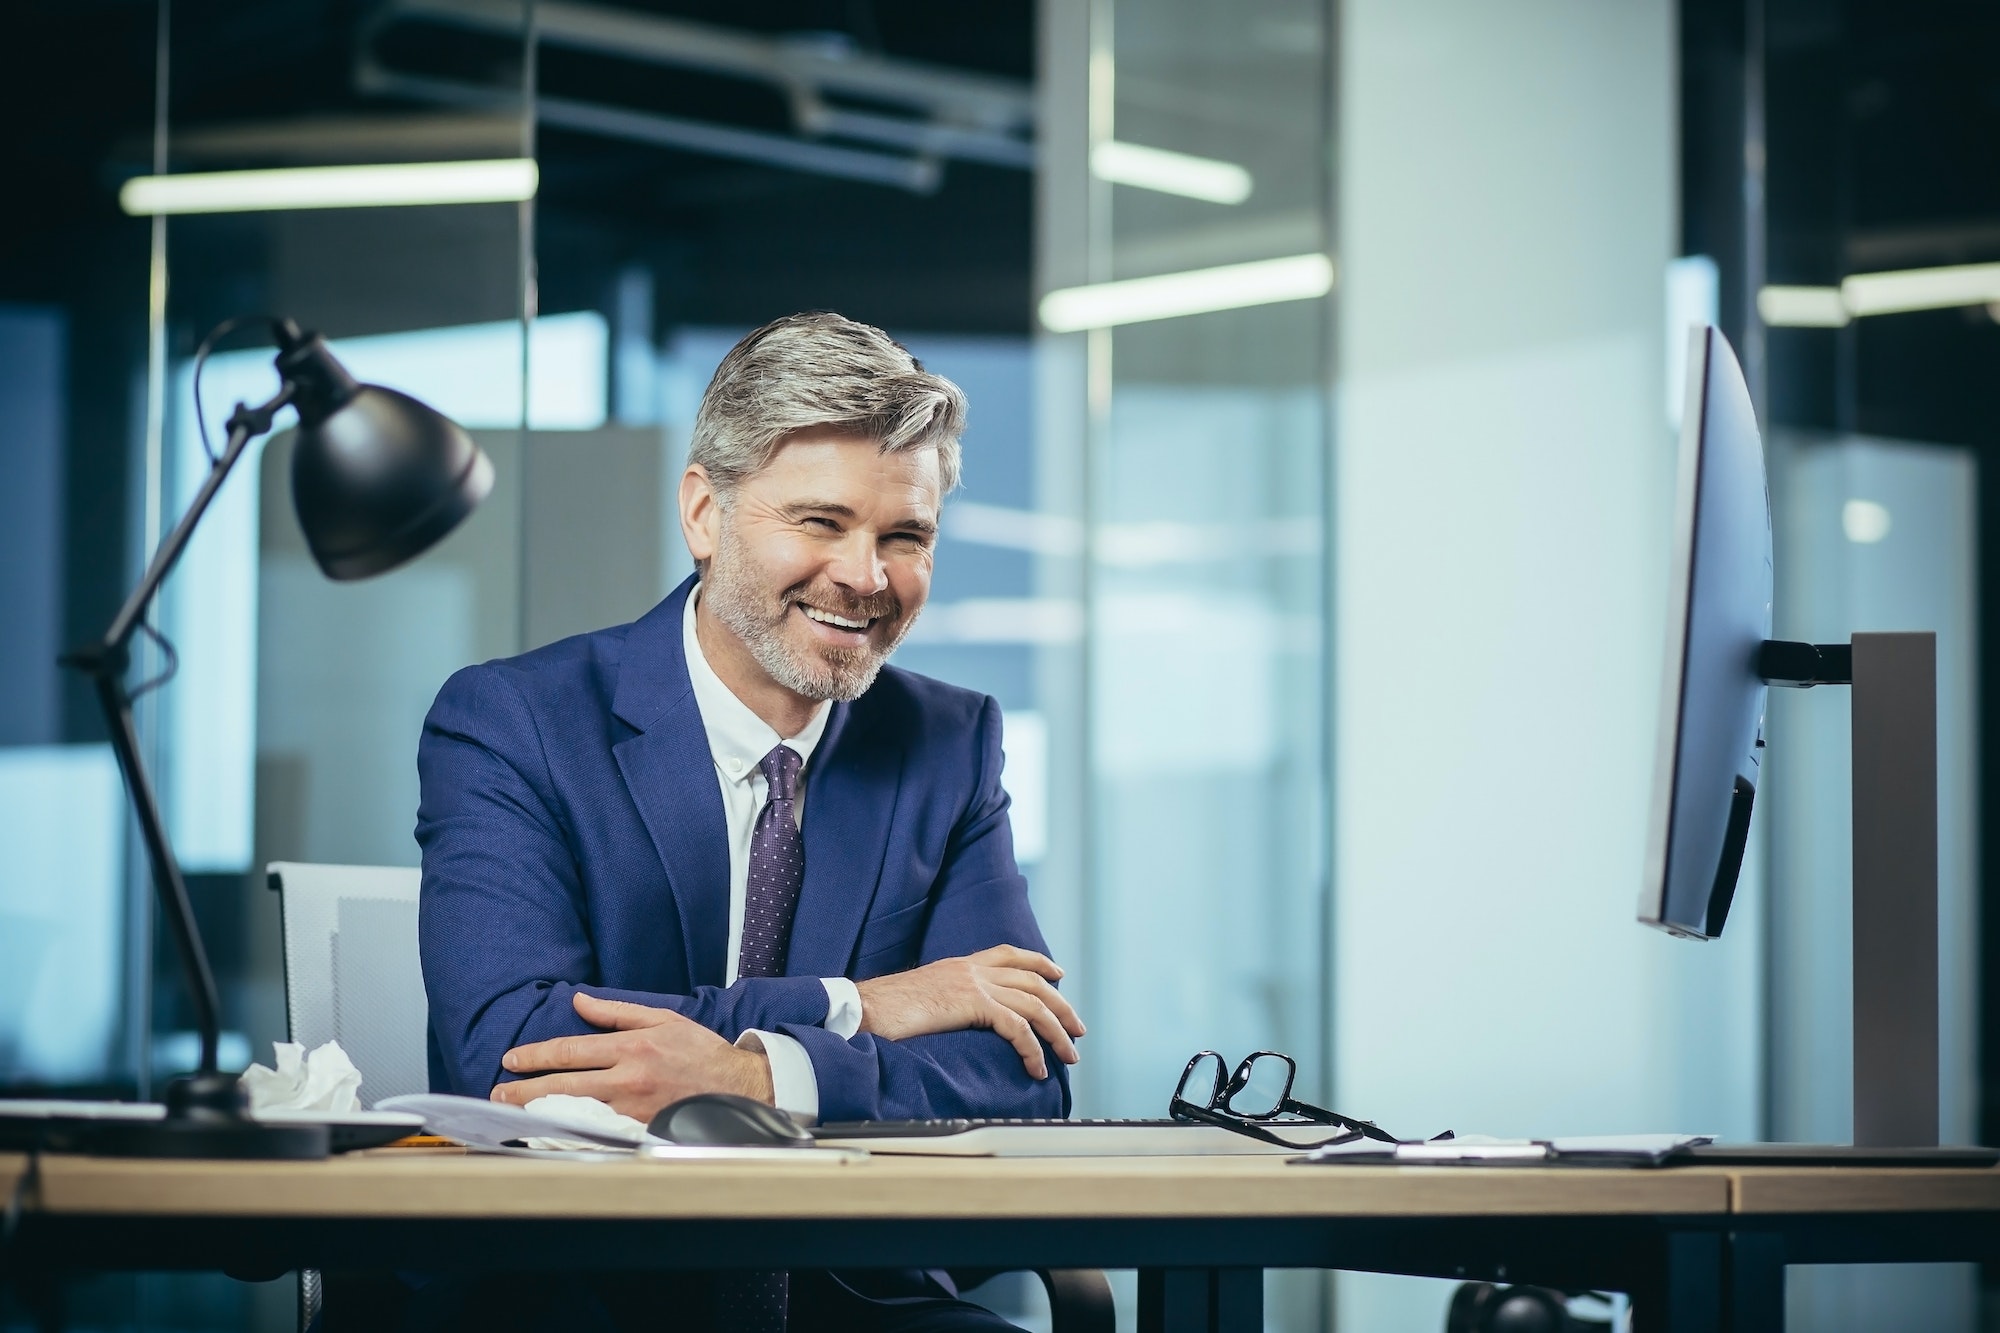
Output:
[682, 583, 831, 783]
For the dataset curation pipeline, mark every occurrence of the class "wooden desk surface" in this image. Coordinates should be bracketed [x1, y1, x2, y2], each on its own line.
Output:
[1728, 1165, 2000, 1215]
[0, 1151, 1730, 1221]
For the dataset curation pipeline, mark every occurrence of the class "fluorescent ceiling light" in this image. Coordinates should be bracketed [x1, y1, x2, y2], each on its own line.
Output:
[1757, 285, 1849, 328]
[118, 158, 539, 216]
[1090, 140, 1253, 204]
[1841, 261, 2000, 317]
[1039, 253, 1334, 333]
[946, 501, 1084, 557]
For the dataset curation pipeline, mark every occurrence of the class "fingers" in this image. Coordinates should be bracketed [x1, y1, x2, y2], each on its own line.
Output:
[969, 944, 1064, 981]
[990, 986, 1079, 1067]
[982, 1001, 1049, 1080]
[573, 991, 680, 1031]
[502, 1031, 623, 1074]
[489, 1071, 615, 1105]
[985, 968, 1086, 1037]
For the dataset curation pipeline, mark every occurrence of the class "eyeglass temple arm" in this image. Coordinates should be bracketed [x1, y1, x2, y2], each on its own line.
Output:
[1170, 1099, 1362, 1151]
[1281, 1096, 1402, 1143]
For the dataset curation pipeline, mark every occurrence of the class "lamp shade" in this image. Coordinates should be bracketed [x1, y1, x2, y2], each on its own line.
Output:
[279, 327, 493, 581]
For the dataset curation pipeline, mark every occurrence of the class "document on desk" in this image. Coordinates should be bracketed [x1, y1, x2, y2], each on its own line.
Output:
[377, 1094, 648, 1150]
[1294, 1134, 1714, 1168]
[374, 1094, 868, 1162]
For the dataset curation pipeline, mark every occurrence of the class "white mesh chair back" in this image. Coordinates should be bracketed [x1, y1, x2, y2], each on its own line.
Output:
[266, 862, 428, 1107]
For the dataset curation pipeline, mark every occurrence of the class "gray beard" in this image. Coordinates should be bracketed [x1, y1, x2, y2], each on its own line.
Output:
[701, 523, 915, 703]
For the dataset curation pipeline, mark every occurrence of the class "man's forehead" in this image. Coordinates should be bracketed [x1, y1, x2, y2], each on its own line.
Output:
[754, 434, 941, 505]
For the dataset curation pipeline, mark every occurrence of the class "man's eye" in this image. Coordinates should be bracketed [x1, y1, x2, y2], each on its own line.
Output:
[803, 517, 840, 531]
[886, 532, 932, 546]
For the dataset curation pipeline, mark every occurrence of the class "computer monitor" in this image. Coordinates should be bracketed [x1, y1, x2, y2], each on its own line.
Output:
[1639, 324, 1772, 940]
[1633, 331, 1996, 1160]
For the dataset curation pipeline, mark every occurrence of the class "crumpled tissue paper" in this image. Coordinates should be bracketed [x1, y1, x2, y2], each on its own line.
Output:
[521, 1093, 651, 1151]
[241, 1040, 364, 1115]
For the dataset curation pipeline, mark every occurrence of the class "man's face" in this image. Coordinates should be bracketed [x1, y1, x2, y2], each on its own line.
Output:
[690, 432, 941, 702]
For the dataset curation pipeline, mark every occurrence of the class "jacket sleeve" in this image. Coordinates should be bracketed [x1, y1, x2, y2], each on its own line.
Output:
[416, 663, 830, 1096]
[782, 696, 1073, 1122]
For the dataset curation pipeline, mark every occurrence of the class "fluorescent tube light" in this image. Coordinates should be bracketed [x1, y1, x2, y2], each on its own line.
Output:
[1757, 285, 1849, 328]
[1039, 253, 1334, 333]
[1841, 261, 2000, 317]
[119, 158, 539, 216]
[1090, 140, 1253, 204]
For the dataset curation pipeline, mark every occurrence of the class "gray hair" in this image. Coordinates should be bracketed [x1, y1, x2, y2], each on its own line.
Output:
[688, 312, 965, 496]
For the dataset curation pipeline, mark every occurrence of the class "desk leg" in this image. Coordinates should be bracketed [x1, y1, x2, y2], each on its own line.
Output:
[1137, 1268, 1262, 1333]
[1631, 1232, 1723, 1333]
[1725, 1233, 1785, 1332]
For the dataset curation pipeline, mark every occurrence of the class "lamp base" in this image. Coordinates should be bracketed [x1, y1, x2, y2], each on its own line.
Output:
[90, 1071, 330, 1161]
[90, 1117, 331, 1160]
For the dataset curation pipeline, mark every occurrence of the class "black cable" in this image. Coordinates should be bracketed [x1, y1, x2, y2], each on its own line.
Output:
[189, 314, 280, 466]
[127, 620, 180, 701]
[0, 1136, 55, 1333]
[0, 1134, 41, 1262]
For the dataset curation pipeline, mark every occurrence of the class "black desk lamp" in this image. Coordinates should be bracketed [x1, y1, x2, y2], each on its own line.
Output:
[61, 317, 492, 1159]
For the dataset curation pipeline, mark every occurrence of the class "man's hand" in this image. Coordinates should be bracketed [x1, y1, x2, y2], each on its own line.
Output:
[491, 993, 773, 1121]
[855, 945, 1085, 1079]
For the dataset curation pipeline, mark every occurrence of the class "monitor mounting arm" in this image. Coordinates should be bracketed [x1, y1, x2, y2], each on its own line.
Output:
[1758, 639, 1853, 688]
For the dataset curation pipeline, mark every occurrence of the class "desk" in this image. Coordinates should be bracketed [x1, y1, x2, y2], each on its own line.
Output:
[5, 1153, 1989, 1332]
[1719, 1167, 2000, 1330]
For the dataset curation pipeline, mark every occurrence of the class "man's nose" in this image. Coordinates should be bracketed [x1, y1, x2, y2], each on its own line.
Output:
[826, 531, 889, 596]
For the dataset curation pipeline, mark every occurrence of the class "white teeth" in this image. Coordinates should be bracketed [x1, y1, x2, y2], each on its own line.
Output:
[802, 605, 869, 630]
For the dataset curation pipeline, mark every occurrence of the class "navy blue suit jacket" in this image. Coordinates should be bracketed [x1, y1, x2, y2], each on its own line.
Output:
[415, 575, 1070, 1123]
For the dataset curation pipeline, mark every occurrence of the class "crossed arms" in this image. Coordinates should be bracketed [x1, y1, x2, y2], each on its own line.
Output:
[484, 946, 1083, 1121]
[415, 664, 1082, 1124]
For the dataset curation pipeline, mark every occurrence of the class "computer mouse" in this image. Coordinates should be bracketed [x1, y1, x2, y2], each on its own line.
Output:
[648, 1093, 815, 1147]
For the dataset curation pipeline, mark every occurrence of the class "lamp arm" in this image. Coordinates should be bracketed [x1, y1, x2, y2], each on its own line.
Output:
[62, 382, 293, 1078]
[103, 383, 293, 654]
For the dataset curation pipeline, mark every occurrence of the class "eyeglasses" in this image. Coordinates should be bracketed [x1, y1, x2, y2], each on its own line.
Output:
[1168, 1050, 1427, 1150]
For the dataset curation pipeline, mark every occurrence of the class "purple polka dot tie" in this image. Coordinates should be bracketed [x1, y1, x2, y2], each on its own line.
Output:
[718, 744, 804, 1333]
[738, 744, 804, 982]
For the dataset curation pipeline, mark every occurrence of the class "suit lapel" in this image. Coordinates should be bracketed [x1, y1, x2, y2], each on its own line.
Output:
[611, 577, 730, 988]
[787, 699, 905, 977]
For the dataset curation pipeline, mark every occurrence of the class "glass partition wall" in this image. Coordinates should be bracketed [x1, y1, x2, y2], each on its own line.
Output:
[0, 4, 535, 1324]
[1038, 2, 1334, 1329]
[1089, 0, 1331, 1115]
[145, 3, 534, 1098]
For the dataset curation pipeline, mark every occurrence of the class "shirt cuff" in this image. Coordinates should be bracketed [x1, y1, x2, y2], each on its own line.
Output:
[737, 1029, 819, 1124]
[820, 977, 863, 1039]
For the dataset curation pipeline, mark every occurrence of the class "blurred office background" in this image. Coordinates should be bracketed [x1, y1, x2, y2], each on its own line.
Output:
[2, 1, 1999, 1330]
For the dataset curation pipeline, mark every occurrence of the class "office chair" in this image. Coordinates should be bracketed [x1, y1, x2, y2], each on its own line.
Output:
[266, 862, 1113, 1333]
[1445, 1283, 1613, 1333]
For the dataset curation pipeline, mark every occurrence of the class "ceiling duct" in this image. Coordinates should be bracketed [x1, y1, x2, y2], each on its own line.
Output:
[357, 0, 1034, 193]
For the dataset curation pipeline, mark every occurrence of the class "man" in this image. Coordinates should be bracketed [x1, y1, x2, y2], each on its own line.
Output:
[416, 312, 1083, 1331]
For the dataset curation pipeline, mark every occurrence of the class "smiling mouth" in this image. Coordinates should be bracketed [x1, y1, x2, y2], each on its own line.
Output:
[798, 604, 877, 633]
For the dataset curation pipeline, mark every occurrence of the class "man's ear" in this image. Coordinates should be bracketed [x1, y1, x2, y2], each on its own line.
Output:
[679, 465, 721, 567]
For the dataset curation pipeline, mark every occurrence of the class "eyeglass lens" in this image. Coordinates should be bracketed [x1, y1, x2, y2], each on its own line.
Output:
[1224, 1052, 1294, 1119]
[1175, 1051, 1227, 1109]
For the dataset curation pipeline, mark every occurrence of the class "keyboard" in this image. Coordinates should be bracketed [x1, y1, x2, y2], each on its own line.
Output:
[814, 1117, 1175, 1137]
[810, 1117, 1342, 1157]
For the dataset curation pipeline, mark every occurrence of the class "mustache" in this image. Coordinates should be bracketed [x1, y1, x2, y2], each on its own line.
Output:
[782, 581, 902, 622]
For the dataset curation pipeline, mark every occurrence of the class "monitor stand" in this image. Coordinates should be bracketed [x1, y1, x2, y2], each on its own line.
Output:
[1746, 632, 1991, 1166]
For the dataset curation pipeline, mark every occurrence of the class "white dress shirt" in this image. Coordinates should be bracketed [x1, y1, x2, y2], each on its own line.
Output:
[682, 587, 863, 1123]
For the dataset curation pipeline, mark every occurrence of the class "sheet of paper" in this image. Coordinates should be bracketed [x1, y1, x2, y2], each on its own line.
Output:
[374, 1093, 644, 1149]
